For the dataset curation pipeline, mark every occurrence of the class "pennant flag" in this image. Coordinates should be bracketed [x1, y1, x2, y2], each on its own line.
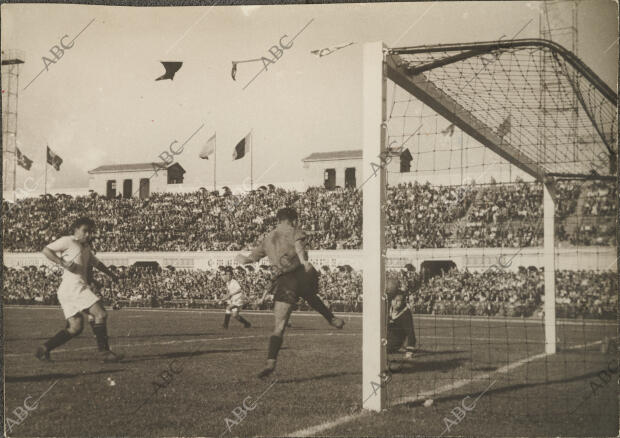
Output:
[16, 147, 33, 170]
[47, 146, 63, 171]
[441, 123, 455, 137]
[311, 42, 355, 58]
[233, 133, 251, 160]
[200, 133, 216, 159]
[497, 115, 511, 138]
[230, 58, 263, 81]
[155, 61, 183, 81]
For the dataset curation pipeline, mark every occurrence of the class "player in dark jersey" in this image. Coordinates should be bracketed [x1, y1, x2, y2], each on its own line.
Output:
[235, 207, 345, 378]
[386, 278, 416, 359]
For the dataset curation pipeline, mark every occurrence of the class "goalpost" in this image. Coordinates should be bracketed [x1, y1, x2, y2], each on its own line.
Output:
[362, 41, 388, 411]
[362, 39, 617, 412]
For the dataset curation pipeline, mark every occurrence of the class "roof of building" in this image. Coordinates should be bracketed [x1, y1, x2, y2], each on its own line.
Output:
[302, 150, 362, 162]
[302, 148, 410, 162]
[88, 162, 185, 174]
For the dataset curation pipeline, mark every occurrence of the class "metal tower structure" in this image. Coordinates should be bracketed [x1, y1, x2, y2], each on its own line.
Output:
[1, 49, 25, 202]
[539, 1, 579, 168]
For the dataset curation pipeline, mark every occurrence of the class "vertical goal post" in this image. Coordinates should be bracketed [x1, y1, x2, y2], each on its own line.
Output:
[362, 37, 616, 411]
[362, 41, 388, 412]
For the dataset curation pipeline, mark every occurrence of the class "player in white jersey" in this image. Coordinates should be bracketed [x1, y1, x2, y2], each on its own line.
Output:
[36, 217, 123, 363]
[221, 266, 252, 329]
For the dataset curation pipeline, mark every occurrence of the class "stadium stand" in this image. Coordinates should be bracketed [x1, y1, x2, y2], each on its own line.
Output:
[2, 181, 615, 252]
[3, 264, 615, 319]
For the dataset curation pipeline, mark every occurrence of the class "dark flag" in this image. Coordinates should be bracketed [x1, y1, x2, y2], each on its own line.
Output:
[47, 146, 63, 171]
[231, 62, 238, 81]
[155, 62, 183, 81]
[233, 133, 251, 160]
[16, 147, 33, 170]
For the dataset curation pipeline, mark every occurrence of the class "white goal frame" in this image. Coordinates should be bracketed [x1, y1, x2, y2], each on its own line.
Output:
[361, 41, 558, 412]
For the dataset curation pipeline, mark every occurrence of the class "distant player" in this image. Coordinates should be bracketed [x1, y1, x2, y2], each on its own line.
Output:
[36, 217, 123, 363]
[386, 278, 416, 360]
[221, 266, 252, 329]
[235, 207, 344, 378]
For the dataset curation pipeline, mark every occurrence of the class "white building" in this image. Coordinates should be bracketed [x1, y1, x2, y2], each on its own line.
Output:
[88, 162, 186, 199]
[301, 148, 413, 189]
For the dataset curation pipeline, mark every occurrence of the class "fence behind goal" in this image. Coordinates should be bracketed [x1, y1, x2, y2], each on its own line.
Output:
[362, 39, 618, 435]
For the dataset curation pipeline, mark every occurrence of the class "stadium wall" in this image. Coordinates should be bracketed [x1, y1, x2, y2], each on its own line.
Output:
[4, 247, 615, 271]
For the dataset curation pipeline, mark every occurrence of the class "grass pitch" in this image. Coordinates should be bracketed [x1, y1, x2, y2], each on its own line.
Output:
[4, 306, 617, 436]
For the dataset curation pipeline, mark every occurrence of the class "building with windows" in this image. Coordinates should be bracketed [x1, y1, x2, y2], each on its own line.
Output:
[301, 148, 413, 189]
[88, 162, 186, 199]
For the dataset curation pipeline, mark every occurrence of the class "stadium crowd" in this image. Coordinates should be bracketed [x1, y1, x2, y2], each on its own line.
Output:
[2, 181, 615, 252]
[3, 264, 615, 319]
[571, 181, 617, 246]
[385, 182, 476, 248]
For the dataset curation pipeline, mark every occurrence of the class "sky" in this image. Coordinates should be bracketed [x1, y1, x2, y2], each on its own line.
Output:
[1, 1, 618, 191]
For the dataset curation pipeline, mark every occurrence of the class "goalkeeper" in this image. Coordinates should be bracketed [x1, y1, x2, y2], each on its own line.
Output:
[386, 278, 416, 359]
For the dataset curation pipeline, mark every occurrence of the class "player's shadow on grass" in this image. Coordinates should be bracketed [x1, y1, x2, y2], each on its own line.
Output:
[276, 370, 359, 384]
[6, 368, 124, 383]
[6, 332, 215, 341]
[119, 347, 261, 364]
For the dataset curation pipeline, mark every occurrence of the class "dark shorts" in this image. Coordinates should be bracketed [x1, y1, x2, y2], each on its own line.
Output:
[387, 309, 416, 353]
[270, 266, 319, 305]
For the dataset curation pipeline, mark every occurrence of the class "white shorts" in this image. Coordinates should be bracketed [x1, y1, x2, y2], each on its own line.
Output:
[229, 294, 246, 308]
[57, 279, 100, 319]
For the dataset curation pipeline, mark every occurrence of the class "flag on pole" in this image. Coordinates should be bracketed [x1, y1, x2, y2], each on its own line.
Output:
[200, 133, 216, 159]
[311, 42, 355, 57]
[233, 132, 251, 160]
[155, 61, 183, 81]
[47, 146, 63, 171]
[16, 147, 33, 170]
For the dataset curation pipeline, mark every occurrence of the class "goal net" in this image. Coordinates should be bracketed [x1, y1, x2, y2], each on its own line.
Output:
[362, 39, 617, 435]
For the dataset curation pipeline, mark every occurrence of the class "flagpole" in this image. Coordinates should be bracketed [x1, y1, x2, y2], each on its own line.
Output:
[13, 148, 17, 202]
[44, 146, 48, 195]
[250, 129, 253, 191]
[214, 135, 217, 191]
[460, 129, 463, 186]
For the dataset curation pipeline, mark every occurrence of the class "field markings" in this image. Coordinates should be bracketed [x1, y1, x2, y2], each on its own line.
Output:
[6, 305, 616, 327]
[286, 337, 614, 437]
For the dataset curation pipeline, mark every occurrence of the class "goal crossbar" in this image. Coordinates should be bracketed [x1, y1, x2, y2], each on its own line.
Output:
[361, 39, 617, 412]
[386, 52, 546, 181]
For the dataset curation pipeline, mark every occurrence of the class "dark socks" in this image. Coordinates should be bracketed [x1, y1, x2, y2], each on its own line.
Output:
[43, 329, 73, 352]
[223, 313, 231, 328]
[92, 323, 110, 351]
[305, 295, 335, 322]
[267, 335, 283, 360]
[236, 315, 250, 326]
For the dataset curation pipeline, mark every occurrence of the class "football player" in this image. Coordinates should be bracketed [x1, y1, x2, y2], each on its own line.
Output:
[221, 266, 252, 329]
[36, 217, 123, 363]
[236, 207, 344, 378]
[386, 278, 416, 359]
